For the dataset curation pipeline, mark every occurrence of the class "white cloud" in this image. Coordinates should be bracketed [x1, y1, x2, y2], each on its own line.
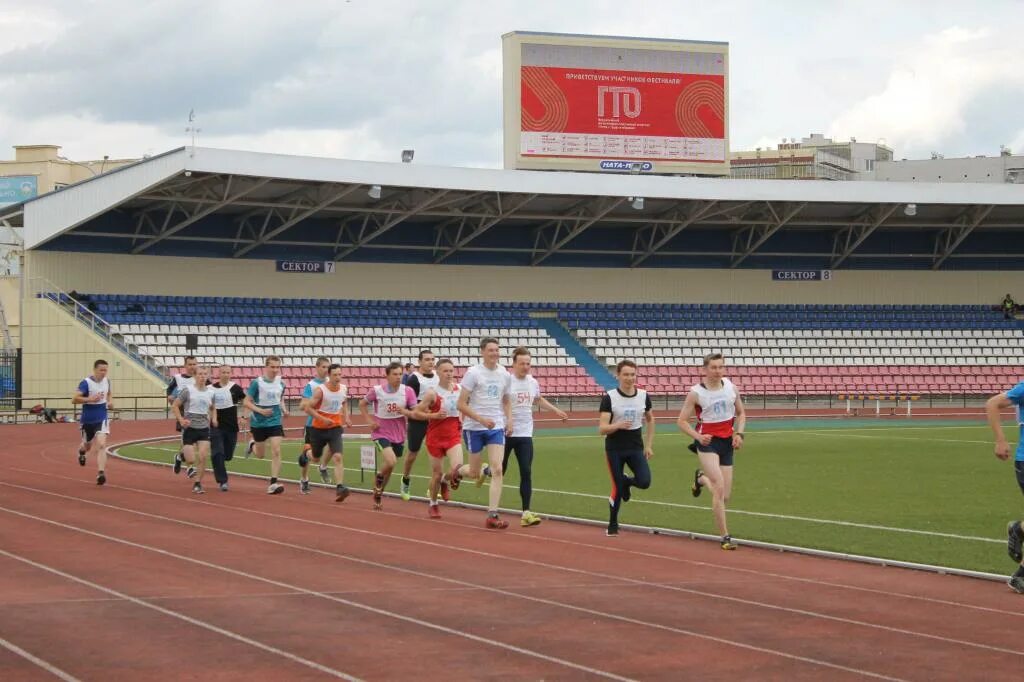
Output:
[828, 27, 1024, 156]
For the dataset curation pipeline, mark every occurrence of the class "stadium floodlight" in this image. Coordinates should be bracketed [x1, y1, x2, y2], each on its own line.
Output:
[629, 196, 644, 210]
[904, 203, 917, 216]
[368, 184, 382, 200]
[401, 149, 415, 163]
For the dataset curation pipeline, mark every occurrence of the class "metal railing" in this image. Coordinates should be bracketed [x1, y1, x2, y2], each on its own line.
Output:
[28, 277, 168, 382]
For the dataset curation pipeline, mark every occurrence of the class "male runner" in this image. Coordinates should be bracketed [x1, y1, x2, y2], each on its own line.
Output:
[167, 356, 199, 477]
[72, 359, 114, 485]
[677, 352, 746, 550]
[599, 360, 654, 536]
[986, 381, 1024, 592]
[171, 365, 217, 495]
[242, 355, 289, 494]
[457, 337, 513, 530]
[302, 363, 352, 502]
[359, 361, 417, 510]
[401, 349, 439, 500]
[211, 365, 246, 492]
[298, 356, 330, 494]
[412, 358, 463, 519]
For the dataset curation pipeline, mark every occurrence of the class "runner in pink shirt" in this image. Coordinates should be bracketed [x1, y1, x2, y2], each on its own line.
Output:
[359, 361, 418, 510]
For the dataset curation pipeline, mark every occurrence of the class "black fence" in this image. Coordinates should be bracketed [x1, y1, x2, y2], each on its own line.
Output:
[0, 349, 17, 410]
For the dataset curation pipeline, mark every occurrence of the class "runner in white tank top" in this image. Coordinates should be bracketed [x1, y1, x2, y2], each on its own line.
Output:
[677, 353, 747, 550]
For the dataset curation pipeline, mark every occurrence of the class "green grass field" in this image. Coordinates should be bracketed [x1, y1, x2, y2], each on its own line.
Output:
[115, 418, 1024, 575]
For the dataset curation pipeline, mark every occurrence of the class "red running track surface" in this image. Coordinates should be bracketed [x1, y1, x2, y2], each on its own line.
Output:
[0, 421, 1021, 681]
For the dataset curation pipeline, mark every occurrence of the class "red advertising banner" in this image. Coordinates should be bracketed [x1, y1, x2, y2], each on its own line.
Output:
[521, 66, 726, 140]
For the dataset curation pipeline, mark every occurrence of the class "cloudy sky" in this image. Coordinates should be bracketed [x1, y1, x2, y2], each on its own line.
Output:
[0, 0, 1021, 166]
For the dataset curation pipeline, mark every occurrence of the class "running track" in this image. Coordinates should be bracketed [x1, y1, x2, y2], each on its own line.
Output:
[0, 421, 1020, 681]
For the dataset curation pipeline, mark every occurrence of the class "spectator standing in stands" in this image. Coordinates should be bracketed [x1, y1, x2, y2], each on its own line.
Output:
[171, 365, 217, 495]
[73, 359, 114, 485]
[496, 346, 568, 527]
[210, 365, 246, 492]
[985, 381, 1024, 593]
[599, 360, 654, 536]
[243, 355, 289, 494]
[360, 361, 418, 510]
[401, 350, 439, 501]
[168, 356, 200, 478]
[677, 353, 746, 550]
[298, 356, 331, 494]
[457, 337, 514, 530]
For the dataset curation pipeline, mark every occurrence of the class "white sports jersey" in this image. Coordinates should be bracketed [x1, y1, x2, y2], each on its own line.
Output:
[460, 363, 511, 431]
[508, 374, 541, 438]
[690, 378, 737, 437]
[411, 371, 440, 398]
[434, 383, 462, 416]
[606, 388, 648, 431]
[182, 385, 215, 416]
[317, 383, 348, 415]
[212, 381, 237, 409]
[252, 376, 284, 406]
[372, 384, 410, 420]
[170, 373, 196, 399]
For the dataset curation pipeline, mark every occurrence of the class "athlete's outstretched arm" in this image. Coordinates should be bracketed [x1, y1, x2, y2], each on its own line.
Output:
[986, 392, 1013, 460]
[676, 391, 705, 442]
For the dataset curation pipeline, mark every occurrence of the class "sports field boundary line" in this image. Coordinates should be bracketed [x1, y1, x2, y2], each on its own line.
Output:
[107, 437, 1005, 584]
[122, 437, 1005, 544]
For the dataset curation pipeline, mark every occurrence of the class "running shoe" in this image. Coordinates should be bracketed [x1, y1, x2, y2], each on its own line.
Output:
[692, 469, 704, 498]
[335, 484, 350, 503]
[173, 452, 183, 474]
[186, 466, 197, 479]
[400, 481, 411, 501]
[192, 482, 204, 495]
[78, 447, 87, 466]
[1009, 576, 1024, 594]
[300, 479, 311, 495]
[521, 511, 542, 527]
[485, 514, 509, 530]
[606, 524, 619, 537]
[474, 469, 487, 488]
[267, 482, 284, 495]
[245, 440, 254, 458]
[372, 483, 383, 510]
[439, 476, 451, 502]
[319, 466, 330, 484]
[721, 535, 737, 551]
[428, 504, 442, 519]
[1008, 521, 1023, 563]
[219, 483, 229, 492]
[96, 471, 106, 486]
[448, 469, 462, 490]
[621, 480, 632, 503]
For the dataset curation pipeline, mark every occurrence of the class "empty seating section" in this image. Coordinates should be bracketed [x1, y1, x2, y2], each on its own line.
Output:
[74, 295, 1024, 397]
[572, 304, 1023, 396]
[85, 295, 597, 397]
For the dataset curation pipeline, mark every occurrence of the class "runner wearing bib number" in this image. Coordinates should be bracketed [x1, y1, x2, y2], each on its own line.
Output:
[412, 358, 465, 519]
[677, 353, 747, 551]
[73, 359, 114, 486]
[400, 350, 439, 501]
[359, 362, 417, 510]
[302, 364, 353, 502]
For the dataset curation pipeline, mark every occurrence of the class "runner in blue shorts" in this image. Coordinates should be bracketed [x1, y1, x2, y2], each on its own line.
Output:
[456, 337, 513, 529]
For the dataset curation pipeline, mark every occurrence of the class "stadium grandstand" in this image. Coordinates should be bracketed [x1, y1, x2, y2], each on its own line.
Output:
[2, 145, 1023, 416]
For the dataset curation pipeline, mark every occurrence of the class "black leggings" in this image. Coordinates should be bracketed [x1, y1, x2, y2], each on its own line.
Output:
[503, 437, 535, 511]
[209, 428, 238, 485]
[605, 449, 651, 525]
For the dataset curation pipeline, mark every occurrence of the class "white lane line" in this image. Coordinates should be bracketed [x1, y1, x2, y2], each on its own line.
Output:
[0, 636, 82, 682]
[0, 488, 901, 681]
[0, 548, 360, 681]
[0, 504, 636, 682]
[8, 483, 994, 677]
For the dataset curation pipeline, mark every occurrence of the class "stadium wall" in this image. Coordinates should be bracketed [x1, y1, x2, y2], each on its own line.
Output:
[20, 296, 167, 406]
[23, 251, 1022, 305]
[1, 276, 18, 345]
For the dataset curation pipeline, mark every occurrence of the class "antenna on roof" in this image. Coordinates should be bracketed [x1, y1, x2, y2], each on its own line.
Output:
[185, 109, 201, 158]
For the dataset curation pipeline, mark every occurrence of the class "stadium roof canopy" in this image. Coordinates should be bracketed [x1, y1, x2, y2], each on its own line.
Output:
[3, 146, 1024, 270]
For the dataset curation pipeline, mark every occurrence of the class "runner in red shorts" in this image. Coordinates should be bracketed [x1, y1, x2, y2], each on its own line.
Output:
[412, 358, 465, 519]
